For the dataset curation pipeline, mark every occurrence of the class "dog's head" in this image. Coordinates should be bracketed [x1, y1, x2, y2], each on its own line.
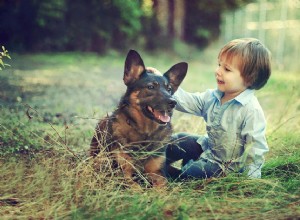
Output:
[123, 50, 187, 125]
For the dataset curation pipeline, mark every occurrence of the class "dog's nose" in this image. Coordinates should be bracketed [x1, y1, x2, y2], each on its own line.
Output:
[168, 98, 177, 108]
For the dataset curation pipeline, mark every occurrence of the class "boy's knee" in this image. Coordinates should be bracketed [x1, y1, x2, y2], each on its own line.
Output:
[165, 144, 184, 163]
[182, 159, 222, 179]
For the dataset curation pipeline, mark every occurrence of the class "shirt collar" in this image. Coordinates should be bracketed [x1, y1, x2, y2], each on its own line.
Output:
[213, 89, 255, 106]
[213, 89, 223, 102]
[235, 89, 255, 105]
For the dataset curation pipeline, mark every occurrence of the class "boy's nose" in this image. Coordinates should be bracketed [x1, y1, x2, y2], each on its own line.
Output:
[215, 66, 221, 77]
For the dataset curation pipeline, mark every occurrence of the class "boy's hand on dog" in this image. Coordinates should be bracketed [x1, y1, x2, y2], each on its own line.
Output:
[146, 67, 162, 75]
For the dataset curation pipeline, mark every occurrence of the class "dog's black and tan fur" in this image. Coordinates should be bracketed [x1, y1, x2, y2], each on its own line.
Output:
[90, 50, 187, 187]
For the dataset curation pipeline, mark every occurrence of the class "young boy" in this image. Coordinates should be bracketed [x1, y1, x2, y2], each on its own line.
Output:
[163, 38, 271, 179]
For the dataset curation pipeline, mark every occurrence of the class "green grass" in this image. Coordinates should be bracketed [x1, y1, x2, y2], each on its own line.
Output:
[0, 49, 299, 219]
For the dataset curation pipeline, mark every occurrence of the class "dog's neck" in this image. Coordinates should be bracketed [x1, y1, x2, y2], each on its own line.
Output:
[117, 101, 166, 136]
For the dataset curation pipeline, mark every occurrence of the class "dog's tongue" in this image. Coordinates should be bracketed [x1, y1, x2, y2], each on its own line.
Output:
[148, 106, 170, 123]
[155, 111, 170, 123]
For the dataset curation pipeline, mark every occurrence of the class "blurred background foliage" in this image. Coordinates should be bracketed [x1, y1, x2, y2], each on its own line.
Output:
[0, 0, 252, 52]
[1, 0, 299, 70]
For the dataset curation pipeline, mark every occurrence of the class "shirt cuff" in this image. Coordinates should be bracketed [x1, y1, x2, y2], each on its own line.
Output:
[246, 164, 262, 178]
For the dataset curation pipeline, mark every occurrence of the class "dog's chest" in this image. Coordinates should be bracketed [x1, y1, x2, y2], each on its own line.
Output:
[115, 124, 170, 142]
[111, 119, 171, 150]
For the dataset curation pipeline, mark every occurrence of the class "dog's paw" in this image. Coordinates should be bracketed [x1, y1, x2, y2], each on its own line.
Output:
[148, 173, 167, 188]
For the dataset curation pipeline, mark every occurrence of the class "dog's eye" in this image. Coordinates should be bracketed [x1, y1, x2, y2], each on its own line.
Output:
[148, 85, 155, 89]
[167, 86, 172, 92]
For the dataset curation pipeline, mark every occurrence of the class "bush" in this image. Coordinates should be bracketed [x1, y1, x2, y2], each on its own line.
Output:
[0, 46, 11, 70]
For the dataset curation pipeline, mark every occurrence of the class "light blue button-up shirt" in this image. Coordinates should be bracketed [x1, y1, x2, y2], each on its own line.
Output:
[174, 88, 269, 178]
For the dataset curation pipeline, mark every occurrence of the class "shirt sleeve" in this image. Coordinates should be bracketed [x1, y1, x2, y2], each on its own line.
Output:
[241, 107, 269, 178]
[173, 87, 210, 116]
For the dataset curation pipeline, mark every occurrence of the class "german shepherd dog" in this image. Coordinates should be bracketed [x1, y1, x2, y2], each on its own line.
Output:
[90, 50, 187, 187]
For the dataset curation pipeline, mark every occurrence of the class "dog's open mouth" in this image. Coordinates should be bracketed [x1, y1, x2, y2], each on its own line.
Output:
[147, 106, 171, 124]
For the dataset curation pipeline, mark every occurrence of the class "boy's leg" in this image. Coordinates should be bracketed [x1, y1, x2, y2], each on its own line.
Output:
[180, 158, 222, 179]
[165, 133, 203, 179]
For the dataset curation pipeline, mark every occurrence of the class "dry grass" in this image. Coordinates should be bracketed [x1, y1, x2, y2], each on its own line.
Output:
[1, 147, 299, 219]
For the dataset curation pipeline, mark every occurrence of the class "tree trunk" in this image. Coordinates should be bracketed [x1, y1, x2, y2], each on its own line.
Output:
[173, 0, 185, 40]
[153, 0, 185, 43]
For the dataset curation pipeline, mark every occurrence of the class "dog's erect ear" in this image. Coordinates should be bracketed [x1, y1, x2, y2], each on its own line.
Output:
[164, 62, 188, 92]
[123, 50, 146, 86]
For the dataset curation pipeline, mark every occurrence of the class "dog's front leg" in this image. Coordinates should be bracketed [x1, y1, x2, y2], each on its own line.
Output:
[114, 151, 141, 189]
[144, 156, 167, 187]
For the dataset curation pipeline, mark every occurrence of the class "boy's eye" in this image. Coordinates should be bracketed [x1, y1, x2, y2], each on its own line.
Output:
[148, 85, 154, 89]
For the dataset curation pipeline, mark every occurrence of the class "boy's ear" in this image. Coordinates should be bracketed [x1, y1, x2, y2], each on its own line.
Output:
[164, 62, 188, 92]
[123, 50, 146, 86]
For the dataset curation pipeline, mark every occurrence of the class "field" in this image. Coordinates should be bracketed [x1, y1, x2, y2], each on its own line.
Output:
[0, 48, 299, 219]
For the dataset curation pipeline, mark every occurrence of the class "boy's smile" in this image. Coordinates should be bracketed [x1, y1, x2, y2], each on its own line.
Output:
[217, 79, 225, 85]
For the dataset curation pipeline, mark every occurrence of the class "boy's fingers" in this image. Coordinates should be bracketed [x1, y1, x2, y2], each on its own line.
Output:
[146, 67, 162, 75]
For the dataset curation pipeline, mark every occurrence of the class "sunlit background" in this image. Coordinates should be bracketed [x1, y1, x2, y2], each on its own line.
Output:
[1, 0, 299, 71]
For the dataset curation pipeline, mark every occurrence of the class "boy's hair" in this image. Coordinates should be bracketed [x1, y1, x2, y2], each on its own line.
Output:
[218, 38, 271, 90]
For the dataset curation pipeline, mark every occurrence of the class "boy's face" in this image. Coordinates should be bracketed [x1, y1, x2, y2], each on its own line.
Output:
[215, 55, 247, 98]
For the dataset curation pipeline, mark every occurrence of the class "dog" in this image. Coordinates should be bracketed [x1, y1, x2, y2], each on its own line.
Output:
[90, 50, 187, 187]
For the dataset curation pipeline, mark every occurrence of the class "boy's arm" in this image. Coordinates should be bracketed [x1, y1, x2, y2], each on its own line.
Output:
[242, 108, 269, 178]
[173, 87, 209, 116]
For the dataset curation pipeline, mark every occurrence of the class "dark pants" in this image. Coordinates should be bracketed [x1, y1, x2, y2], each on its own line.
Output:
[165, 132, 222, 179]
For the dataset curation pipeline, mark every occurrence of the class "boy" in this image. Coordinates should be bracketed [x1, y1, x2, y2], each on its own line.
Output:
[156, 38, 271, 179]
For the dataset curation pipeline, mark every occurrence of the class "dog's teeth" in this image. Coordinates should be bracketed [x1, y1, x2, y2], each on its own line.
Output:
[148, 106, 153, 112]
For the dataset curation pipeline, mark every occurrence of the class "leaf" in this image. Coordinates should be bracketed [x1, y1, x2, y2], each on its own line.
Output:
[0, 59, 4, 67]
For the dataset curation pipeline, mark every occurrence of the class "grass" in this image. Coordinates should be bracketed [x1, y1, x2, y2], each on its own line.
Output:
[0, 48, 299, 219]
